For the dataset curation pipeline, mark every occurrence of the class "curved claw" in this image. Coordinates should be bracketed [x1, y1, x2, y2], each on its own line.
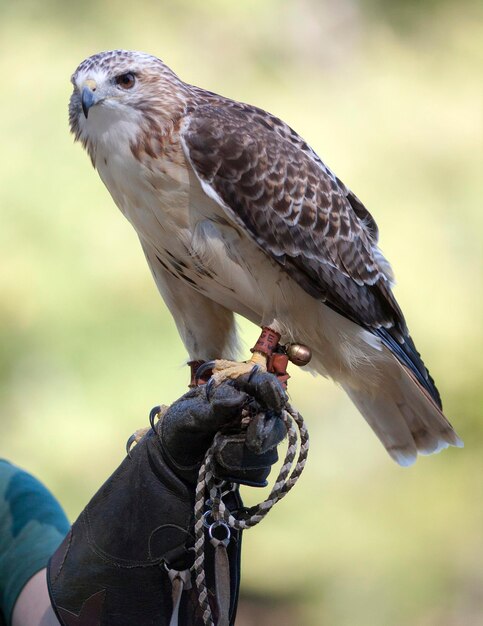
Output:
[149, 405, 161, 433]
[205, 377, 216, 401]
[126, 433, 137, 458]
[195, 360, 216, 385]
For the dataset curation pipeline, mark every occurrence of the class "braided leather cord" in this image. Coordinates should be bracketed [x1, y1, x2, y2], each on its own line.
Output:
[192, 403, 309, 625]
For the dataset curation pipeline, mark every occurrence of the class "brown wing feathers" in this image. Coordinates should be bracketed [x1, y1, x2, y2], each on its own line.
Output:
[184, 106, 400, 322]
[182, 102, 441, 406]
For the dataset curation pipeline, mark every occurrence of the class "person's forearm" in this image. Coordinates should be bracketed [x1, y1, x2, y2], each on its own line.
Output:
[12, 569, 60, 626]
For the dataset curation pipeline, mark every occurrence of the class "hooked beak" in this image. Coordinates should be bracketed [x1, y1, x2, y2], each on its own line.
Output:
[81, 79, 98, 118]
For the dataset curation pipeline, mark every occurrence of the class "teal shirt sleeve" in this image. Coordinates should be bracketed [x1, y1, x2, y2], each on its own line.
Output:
[0, 460, 70, 625]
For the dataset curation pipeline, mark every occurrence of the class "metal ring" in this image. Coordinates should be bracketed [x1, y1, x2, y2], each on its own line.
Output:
[208, 520, 231, 543]
[202, 510, 215, 529]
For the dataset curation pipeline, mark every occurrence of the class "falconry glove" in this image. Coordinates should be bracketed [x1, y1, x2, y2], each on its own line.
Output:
[47, 372, 286, 626]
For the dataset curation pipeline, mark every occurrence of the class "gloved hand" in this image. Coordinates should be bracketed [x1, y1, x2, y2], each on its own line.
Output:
[160, 371, 287, 486]
[48, 372, 286, 626]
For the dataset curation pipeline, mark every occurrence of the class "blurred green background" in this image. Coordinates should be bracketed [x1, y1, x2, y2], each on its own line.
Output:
[0, 0, 482, 624]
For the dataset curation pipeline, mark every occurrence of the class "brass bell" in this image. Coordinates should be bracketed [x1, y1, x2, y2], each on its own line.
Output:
[286, 343, 312, 367]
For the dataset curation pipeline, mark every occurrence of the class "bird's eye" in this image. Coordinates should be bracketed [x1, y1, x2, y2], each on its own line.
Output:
[115, 72, 136, 89]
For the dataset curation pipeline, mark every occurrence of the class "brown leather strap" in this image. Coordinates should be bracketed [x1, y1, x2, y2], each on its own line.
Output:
[167, 568, 192, 626]
[250, 327, 281, 357]
[252, 327, 291, 389]
[214, 542, 230, 626]
[267, 352, 290, 388]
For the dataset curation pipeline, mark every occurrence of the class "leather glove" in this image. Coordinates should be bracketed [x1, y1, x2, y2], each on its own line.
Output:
[160, 372, 287, 486]
[47, 373, 286, 626]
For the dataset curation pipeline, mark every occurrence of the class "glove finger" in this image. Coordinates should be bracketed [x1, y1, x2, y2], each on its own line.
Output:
[232, 371, 287, 412]
[209, 383, 250, 426]
[213, 433, 279, 487]
[245, 411, 286, 454]
[163, 384, 248, 438]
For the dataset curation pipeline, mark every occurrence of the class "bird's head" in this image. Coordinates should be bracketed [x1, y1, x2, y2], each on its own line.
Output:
[69, 50, 188, 158]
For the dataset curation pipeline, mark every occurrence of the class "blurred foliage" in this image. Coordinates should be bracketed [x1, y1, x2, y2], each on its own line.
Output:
[362, 0, 482, 31]
[0, 1, 482, 625]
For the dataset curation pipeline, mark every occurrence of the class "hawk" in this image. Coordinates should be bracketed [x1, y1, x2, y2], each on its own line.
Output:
[69, 50, 462, 466]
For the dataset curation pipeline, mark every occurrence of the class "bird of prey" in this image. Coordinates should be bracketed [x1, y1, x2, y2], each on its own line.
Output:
[69, 50, 462, 466]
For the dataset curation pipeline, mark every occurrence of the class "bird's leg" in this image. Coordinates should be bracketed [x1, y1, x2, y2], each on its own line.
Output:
[211, 349, 268, 383]
[194, 327, 285, 388]
[191, 328, 313, 392]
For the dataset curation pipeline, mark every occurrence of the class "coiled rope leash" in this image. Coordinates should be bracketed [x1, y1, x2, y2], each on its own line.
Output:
[193, 403, 309, 626]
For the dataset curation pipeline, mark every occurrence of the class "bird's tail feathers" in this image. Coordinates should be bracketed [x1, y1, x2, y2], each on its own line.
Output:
[342, 356, 463, 466]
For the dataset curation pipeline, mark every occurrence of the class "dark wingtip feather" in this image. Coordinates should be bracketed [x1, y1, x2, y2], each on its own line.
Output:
[374, 328, 442, 409]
